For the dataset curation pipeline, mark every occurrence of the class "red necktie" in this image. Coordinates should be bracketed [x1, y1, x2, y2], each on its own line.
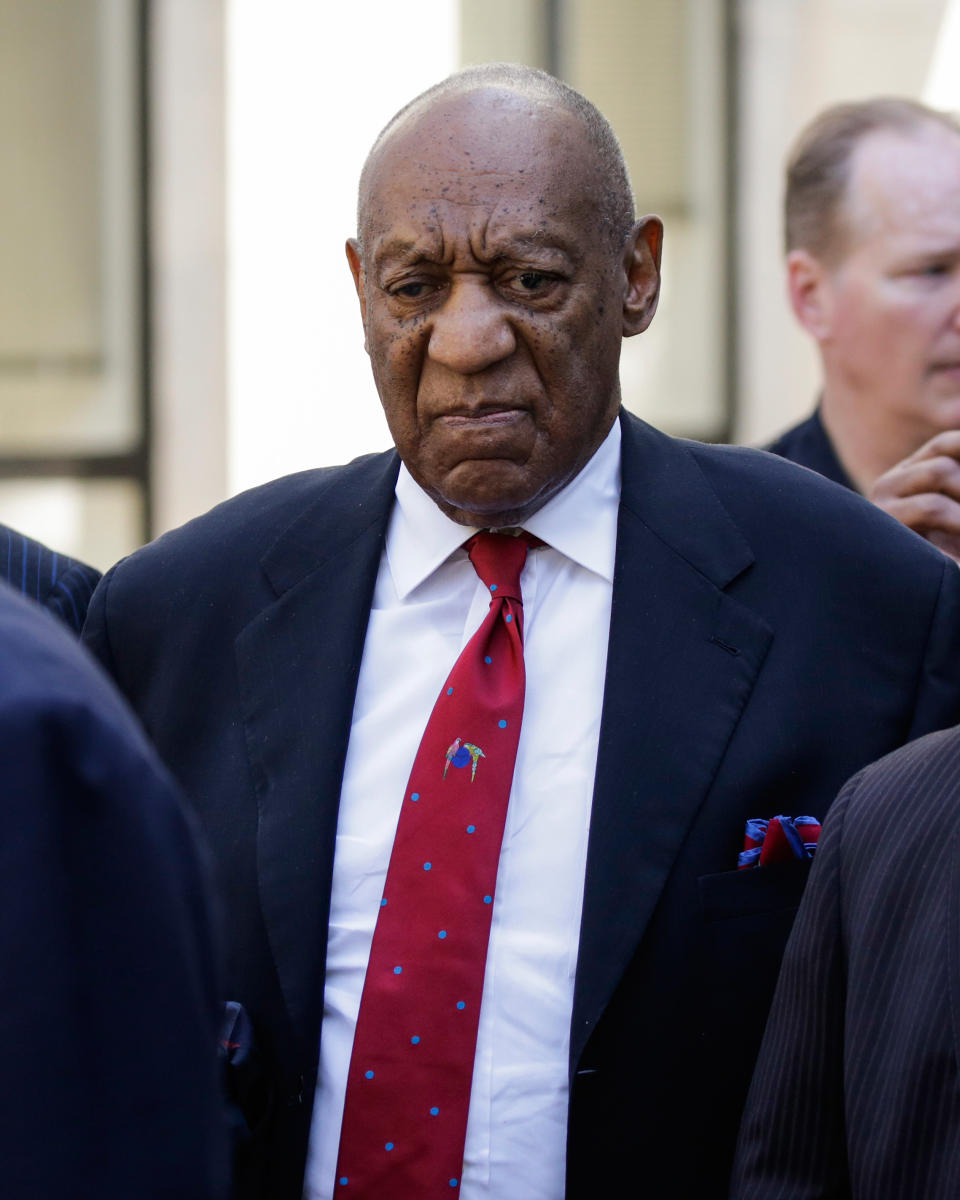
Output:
[334, 531, 536, 1197]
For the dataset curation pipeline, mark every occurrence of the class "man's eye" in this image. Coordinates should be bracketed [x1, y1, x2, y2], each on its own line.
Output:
[516, 272, 548, 291]
[394, 281, 430, 298]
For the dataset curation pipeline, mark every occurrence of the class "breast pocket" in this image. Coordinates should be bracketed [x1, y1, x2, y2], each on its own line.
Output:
[698, 857, 812, 923]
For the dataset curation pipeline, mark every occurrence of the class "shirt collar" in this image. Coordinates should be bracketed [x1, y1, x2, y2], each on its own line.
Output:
[386, 421, 621, 600]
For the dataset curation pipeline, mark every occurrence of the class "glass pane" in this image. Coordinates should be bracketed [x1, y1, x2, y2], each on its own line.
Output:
[0, 477, 145, 572]
[0, 0, 142, 455]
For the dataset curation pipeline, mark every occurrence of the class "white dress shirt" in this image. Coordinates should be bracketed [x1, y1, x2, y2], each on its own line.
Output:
[303, 423, 621, 1200]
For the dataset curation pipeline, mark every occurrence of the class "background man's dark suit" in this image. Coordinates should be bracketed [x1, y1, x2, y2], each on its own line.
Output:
[0, 581, 227, 1198]
[766, 409, 853, 489]
[732, 724, 960, 1199]
[1, 522, 101, 632]
[82, 410, 960, 1198]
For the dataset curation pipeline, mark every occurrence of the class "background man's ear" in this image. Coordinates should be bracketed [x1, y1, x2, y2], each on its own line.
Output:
[622, 217, 663, 337]
[345, 239, 369, 351]
[786, 248, 834, 341]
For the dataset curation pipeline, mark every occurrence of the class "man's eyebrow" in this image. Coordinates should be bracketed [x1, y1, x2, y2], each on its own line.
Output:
[372, 238, 440, 271]
[490, 233, 575, 259]
[373, 234, 576, 272]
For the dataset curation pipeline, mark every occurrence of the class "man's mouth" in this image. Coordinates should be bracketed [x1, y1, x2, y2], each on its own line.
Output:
[929, 360, 960, 381]
[437, 408, 528, 427]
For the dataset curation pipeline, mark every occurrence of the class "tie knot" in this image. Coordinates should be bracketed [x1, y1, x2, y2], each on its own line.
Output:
[466, 531, 537, 600]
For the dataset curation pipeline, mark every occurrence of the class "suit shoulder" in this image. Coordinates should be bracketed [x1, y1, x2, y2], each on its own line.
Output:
[685, 438, 951, 575]
[0, 586, 145, 746]
[109, 451, 398, 582]
[843, 723, 960, 823]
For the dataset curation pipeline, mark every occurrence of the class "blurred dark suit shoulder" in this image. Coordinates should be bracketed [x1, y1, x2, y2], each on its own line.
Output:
[764, 407, 854, 490]
[0, 583, 228, 1199]
[1, 523, 101, 632]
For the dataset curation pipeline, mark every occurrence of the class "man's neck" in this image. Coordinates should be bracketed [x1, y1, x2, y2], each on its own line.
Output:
[819, 390, 932, 495]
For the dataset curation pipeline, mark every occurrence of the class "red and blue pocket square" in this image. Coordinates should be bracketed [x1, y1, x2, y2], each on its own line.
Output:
[738, 815, 821, 870]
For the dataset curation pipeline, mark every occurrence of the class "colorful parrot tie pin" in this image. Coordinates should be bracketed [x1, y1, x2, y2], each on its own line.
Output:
[443, 737, 486, 783]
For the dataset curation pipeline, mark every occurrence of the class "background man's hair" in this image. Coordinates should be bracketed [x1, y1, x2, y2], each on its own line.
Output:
[784, 97, 960, 261]
[357, 63, 636, 251]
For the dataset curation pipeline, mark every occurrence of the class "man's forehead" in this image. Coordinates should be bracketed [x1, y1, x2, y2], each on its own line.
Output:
[842, 125, 960, 245]
[359, 88, 592, 222]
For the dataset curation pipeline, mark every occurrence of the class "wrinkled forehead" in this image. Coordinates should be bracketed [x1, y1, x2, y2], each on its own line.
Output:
[358, 90, 600, 249]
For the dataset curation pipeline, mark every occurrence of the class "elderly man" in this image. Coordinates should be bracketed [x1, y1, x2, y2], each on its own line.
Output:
[83, 66, 960, 1199]
[769, 98, 960, 559]
[0, 581, 226, 1197]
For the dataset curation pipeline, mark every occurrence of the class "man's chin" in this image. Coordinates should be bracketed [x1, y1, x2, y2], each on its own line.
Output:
[430, 479, 552, 529]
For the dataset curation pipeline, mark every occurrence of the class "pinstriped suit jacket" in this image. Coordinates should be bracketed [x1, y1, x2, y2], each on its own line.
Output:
[1, 524, 101, 634]
[732, 725, 960, 1200]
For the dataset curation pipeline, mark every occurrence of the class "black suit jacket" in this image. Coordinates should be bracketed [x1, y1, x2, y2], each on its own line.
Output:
[765, 408, 854, 491]
[732, 724, 960, 1199]
[82, 411, 960, 1198]
[1, 523, 101, 632]
[0, 582, 227, 1199]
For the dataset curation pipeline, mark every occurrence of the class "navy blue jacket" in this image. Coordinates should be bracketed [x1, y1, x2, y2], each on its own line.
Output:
[0, 582, 228, 1198]
[83, 411, 960, 1198]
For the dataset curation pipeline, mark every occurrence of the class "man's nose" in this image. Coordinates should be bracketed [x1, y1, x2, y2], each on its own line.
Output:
[427, 278, 517, 373]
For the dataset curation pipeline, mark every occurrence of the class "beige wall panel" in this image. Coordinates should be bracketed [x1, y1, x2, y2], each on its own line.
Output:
[460, 0, 550, 68]
[150, 0, 228, 536]
[565, 0, 687, 214]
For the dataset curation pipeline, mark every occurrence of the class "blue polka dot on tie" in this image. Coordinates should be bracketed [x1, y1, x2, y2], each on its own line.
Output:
[339, 1177, 348, 1186]
[484, 656, 492, 664]
[447, 687, 454, 695]
[365, 1070, 374, 1079]
[483, 895, 492, 904]
[380, 898, 388, 907]
[385, 1142, 394, 1152]
[411, 1035, 420, 1045]
[423, 862, 432, 871]
[438, 930, 447, 939]
[456, 1001, 466, 1010]
[466, 825, 476, 834]
[498, 719, 507, 729]
[505, 613, 513, 623]
[394, 966, 402, 974]
[489, 583, 497, 591]
[410, 792, 420, 802]
[450, 1180, 459, 1188]
[430, 1106, 439, 1116]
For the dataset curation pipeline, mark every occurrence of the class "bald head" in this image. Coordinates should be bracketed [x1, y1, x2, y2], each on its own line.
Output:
[356, 64, 635, 255]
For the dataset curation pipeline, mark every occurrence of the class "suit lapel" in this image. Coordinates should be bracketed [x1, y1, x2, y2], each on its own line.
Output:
[235, 450, 400, 1054]
[570, 414, 773, 1066]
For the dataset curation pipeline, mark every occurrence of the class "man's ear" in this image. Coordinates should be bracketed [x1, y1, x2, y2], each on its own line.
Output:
[786, 248, 834, 340]
[345, 239, 369, 350]
[622, 216, 663, 337]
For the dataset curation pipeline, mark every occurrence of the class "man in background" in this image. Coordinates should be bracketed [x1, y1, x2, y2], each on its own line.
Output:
[83, 66, 960, 1198]
[1, 522, 100, 632]
[769, 98, 960, 560]
[0, 581, 227, 1198]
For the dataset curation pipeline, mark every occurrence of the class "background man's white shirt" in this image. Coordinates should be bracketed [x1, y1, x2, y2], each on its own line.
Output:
[304, 422, 621, 1200]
